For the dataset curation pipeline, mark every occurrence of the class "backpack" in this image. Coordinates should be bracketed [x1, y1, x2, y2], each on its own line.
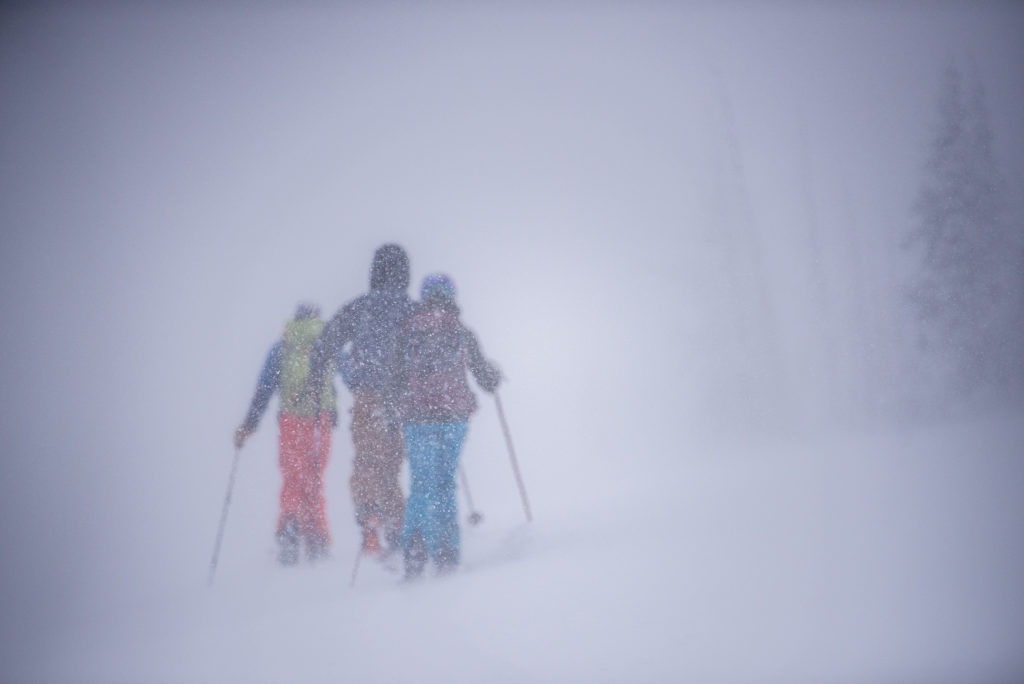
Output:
[279, 317, 335, 416]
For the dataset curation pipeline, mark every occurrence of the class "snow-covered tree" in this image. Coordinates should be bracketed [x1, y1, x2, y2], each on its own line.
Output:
[906, 62, 1024, 402]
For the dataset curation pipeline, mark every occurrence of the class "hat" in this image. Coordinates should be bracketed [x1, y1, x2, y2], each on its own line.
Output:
[420, 273, 457, 304]
[293, 302, 320, 320]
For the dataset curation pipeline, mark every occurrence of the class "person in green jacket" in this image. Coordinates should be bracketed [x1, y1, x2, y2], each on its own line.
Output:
[235, 304, 337, 564]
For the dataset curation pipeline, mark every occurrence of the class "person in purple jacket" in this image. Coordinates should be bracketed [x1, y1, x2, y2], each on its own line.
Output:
[396, 273, 501, 579]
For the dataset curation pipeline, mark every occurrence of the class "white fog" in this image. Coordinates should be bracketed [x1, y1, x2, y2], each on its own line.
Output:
[1, 3, 1022, 683]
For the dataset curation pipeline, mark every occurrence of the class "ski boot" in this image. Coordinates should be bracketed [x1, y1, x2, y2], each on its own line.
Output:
[435, 545, 459, 576]
[403, 532, 427, 582]
[360, 526, 381, 557]
[305, 531, 330, 563]
[276, 519, 300, 566]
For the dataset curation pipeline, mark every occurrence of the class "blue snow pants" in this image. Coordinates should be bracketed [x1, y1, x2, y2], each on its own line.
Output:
[401, 422, 469, 564]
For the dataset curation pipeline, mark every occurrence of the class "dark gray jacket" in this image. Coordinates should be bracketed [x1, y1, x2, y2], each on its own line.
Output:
[308, 244, 414, 404]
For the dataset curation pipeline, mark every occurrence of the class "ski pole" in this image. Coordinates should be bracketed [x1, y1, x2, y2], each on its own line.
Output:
[208, 446, 243, 586]
[459, 464, 484, 526]
[350, 543, 364, 588]
[494, 391, 532, 523]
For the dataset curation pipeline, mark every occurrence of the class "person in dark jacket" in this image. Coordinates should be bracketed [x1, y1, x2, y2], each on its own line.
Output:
[396, 273, 501, 579]
[235, 303, 337, 564]
[308, 244, 415, 557]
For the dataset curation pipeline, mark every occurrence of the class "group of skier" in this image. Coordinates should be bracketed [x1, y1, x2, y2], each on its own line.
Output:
[234, 244, 501, 580]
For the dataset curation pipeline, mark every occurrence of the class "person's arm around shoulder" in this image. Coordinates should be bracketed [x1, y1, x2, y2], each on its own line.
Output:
[308, 304, 355, 402]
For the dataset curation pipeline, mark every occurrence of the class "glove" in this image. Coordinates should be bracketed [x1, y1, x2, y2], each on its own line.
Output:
[479, 362, 502, 393]
[234, 425, 253, 449]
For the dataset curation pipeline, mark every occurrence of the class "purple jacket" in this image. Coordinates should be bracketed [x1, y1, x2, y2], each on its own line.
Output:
[397, 301, 500, 423]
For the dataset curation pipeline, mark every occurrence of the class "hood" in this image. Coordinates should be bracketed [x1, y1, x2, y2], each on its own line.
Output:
[369, 244, 410, 291]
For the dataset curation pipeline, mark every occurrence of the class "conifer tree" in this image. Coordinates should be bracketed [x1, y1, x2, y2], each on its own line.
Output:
[906, 62, 1023, 399]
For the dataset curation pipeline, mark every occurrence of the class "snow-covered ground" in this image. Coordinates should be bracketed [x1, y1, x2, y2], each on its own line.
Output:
[21, 409, 1023, 684]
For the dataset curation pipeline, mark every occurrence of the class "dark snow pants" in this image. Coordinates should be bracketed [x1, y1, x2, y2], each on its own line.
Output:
[349, 391, 405, 550]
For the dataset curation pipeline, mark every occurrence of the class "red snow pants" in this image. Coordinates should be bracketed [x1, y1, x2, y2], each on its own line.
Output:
[278, 412, 332, 546]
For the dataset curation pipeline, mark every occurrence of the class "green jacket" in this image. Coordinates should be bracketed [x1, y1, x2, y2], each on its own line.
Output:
[242, 317, 337, 430]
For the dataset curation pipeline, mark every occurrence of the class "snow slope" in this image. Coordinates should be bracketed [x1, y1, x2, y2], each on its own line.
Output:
[27, 410, 1024, 684]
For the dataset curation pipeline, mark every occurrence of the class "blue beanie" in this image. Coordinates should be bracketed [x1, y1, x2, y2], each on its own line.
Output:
[420, 273, 457, 303]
